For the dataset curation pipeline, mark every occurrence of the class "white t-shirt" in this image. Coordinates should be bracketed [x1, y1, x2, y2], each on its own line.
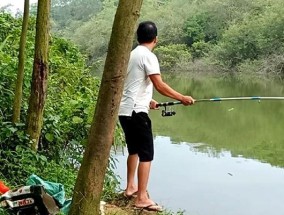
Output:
[119, 45, 160, 116]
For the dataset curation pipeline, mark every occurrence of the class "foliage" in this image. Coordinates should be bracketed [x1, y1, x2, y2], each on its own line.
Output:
[42, 36, 100, 160]
[138, 0, 185, 44]
[0, 13, 81, 195]
[0, 12, 122, 202]
[0, 13, 35, 120]
[0, 122, 31, 146]
[211, 22, 261, 67]
[49, 0, 284, 79]
[0, 209, 8, 215]
[64, 0, 117, 60]
[54, 0, 195, 68]
[103, 156, 120, 201]
[51, 0, 104, 33]
[183, 0, 260, 45]
[212, 4, 284, 68]
[160, 210, 186, 215]
[0, 144, 76, 196]
[183, 15, 206, 46]
[191, 41, 211, 59]
[155, 44, 191, 71]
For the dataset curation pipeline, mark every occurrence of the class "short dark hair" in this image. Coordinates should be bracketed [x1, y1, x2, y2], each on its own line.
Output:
[137, 21, 157, 44]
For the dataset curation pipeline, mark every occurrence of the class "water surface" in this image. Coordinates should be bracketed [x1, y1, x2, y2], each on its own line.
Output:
[115, 136, 284, 215]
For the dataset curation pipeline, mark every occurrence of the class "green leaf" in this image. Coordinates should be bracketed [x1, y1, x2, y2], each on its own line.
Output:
[8, 127, 17, 133]
[45, 133, 54, 142]
[0, 35, 12, 52]
[72, 116, 83, 124]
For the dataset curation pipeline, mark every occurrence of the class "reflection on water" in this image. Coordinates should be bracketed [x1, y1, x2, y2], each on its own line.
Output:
[114, 136, 284, 215]
[150, 76, 284, 168]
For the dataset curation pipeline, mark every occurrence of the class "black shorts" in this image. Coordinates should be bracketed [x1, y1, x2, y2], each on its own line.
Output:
[119, 111, 154, 162]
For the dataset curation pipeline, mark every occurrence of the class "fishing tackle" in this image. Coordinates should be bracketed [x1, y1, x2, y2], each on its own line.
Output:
[161, 106, 176, 117]
[156, 96, 284, 117]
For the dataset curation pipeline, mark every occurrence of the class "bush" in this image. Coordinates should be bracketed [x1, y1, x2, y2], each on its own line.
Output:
[155, 44, 191, 71]
[212, 4, 284, 68]
[0, 12, 122, 200]
[191, 41, 211, 59]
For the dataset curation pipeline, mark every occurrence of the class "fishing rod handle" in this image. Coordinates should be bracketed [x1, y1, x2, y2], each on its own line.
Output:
[156, 101, 182, 107]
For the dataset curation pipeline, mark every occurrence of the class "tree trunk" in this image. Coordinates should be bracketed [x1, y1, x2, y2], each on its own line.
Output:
[12, 0, 30, 123]
[26, 0, 50, 150]
[69, 0, 143, 214]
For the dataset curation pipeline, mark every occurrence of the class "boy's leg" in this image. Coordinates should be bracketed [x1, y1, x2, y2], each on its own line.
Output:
[119, 115, 138, 196]
[125, 154, 138, 195]
[136, 161, 151, 203]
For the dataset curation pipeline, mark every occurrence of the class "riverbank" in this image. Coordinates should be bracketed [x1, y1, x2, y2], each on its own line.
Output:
[103, 193, 163, 215]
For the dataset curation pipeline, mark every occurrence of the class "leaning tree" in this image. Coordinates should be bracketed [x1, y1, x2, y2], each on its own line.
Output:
[69, 0, 143, 214]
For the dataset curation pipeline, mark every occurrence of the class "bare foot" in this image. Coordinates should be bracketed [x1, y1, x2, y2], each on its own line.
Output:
[124, 186, 138, 197]
[135, 198, 155, 208]
[134, 200, 163, 212]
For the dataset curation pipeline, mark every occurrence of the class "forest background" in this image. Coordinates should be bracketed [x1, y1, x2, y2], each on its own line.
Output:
[0, 0, 284, 213]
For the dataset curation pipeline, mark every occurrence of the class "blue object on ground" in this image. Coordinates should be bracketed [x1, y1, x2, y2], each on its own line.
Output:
[26, 174, 71, 214]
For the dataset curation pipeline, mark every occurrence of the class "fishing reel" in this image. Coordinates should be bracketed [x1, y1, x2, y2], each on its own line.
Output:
[161, 106, 176, 117]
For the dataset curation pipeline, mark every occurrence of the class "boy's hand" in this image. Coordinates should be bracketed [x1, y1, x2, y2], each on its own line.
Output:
[181, 96, 195, 105]
[150, 99, 159, 109]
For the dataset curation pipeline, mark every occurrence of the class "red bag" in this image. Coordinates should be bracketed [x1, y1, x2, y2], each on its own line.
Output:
[0, 181, 10, 194]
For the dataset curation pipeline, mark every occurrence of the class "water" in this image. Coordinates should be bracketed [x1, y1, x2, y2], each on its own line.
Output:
[114, 75, 284, 215]
[114, 137, 284, 215]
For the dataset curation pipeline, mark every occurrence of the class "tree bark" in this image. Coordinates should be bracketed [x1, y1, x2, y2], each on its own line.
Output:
[12, 0, 30, 123]
[26, 0, 50, 150]
[69, 0, 143, 214]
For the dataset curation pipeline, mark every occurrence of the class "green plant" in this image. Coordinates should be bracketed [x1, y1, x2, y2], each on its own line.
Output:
[102, 156, 121, 201]
[191, 41, 211, 59]
[0, 209, 8, 215]
[159, 209, 186, 215]
[0, 12, 123, 204]
[155, 44, 191, 71]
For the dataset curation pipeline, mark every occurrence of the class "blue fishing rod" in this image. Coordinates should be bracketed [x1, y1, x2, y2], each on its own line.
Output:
[156, 96, 284, 117]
